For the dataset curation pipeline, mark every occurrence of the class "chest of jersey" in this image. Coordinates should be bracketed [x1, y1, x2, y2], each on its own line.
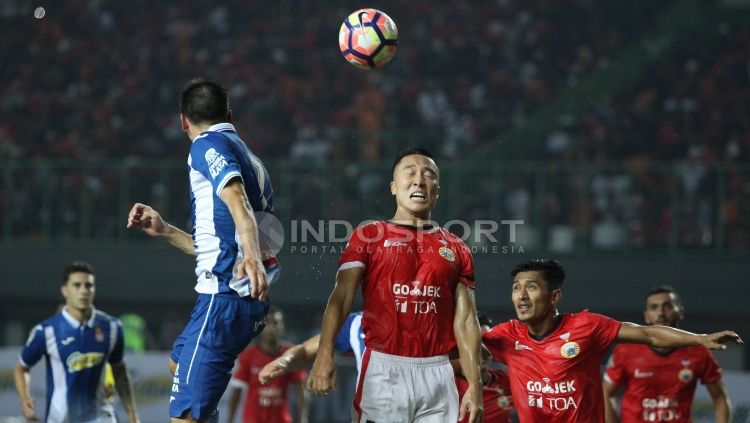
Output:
[53, 323, 112, 374]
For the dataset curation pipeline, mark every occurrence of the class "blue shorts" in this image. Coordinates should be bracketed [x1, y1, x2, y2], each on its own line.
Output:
[169, 293, 268, 419]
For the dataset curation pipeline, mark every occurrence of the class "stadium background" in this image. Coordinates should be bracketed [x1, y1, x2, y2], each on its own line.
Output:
[1, 0, 749, 421]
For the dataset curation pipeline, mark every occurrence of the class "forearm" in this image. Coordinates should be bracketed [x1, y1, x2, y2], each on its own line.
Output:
[296, 386, 309, 423]
[604, 397, 617, 423]
[228, 193, 263, 261]
[643, 325, 703, 348]
[161, 224, 196, 256]
[317, 295, 352, 357]
[112, 364, 139, 421]
[227, 388, 241, 423]
[454, 317, 482, 388]
[713, 397, 731, 423]
[13, 365, 31, 402]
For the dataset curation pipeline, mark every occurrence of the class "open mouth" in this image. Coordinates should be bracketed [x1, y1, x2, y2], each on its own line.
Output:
[409, 191, 427, 201]
[517, 302, 531, 313]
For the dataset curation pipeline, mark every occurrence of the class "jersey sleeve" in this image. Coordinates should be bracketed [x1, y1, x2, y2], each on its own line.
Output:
[603, 345, 627, 387]
[587, 312, 622, 355]
[338, 224, 375, 271]
[190, 135, 243, 196]
[19, 325, 45, 368]
[482, 323, 509, 362]
[229, 349, 252, 388]
[699, 349, 723, 385]
[108, 320, 125, 365]
[456, 239, 475, 289]
[334, 313, 358, 353]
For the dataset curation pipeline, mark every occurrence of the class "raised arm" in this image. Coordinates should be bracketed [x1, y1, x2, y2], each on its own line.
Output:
[219, 178, 267, 300]
[616, 323, 742, 350]
[706, 381, 731, 423]
[259, 335, 321, 384]
[13, 363, 38, 421]
[306, 267, 362, 396]
[453, 284, 483, 423]
[111, 362, 141, 423]
[127, 203, 195, 256]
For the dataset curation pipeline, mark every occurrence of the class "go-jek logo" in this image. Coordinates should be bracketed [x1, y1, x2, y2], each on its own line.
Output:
[66, 352, 104, 373]
[392, 281, 441, 298]
[525, 378, 579, 411]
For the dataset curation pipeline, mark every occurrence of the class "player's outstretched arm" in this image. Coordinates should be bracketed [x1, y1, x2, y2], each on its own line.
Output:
[225, 387, 242, 423]
[111, 362, 141, 423]
[616, 322, 743, 350]
[602, 380, 619, 423]
[259, 335, 321, 384]
[706, 381, 732, 423]
[127, 202, 195, 256]
[13, 363, 38, 421]
[454, 284, 483, 423]
[219, 178, 267, 300]
[307, 267, 362, 397]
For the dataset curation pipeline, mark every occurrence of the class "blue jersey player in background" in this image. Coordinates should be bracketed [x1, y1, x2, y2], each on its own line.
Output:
[257, 312, 366, 384]
[13, 261, 140, 423]
[127, 78, 280, 423]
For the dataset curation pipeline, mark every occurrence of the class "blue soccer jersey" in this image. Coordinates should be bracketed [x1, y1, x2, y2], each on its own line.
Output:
[19, 308, 124, 423]
[334, 312, 365, 371]
[187, 123, 280, 297]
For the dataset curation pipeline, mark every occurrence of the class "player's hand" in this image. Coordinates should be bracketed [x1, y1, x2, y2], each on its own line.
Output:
[21, 396, 39, 420]
[237, 256, 268, 300]
[127, 202, 167, 238]
[259, 355, 291, 384]
[700, 331, 743, 350]
[458, 385, 483, 423]
[306, 354, 336, 397]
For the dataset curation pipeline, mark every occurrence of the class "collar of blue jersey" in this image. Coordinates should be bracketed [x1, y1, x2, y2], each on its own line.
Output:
[61, 306, 97, 329]
[206, 123, 235, 133]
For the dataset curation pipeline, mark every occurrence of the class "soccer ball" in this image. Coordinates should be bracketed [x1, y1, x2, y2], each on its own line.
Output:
[338, 8, 398, 69]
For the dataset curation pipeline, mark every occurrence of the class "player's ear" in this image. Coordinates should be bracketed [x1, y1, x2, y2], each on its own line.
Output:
[179, 114, 189, 132]
[390, 180, 396, 196]
[550, 288, 562, 305]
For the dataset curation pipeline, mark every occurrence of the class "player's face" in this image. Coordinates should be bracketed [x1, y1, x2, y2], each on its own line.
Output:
[511, 271, 560, 324]
[61, 272, 95, 312]
[261, 311, 285, 342]
[644, 292, 683, 327]
[390, 154, 440, 218]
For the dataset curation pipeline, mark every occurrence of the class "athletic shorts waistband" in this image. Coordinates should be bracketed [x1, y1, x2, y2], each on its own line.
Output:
[369, 350, 449, 367]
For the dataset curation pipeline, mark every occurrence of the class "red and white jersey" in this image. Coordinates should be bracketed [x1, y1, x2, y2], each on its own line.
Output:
[456, 369, 513, 423]
[229, 342, 306, 423]
[338, 221, 475, 357]
[483, 311, 621, 422]
[604, 343, 722, 422]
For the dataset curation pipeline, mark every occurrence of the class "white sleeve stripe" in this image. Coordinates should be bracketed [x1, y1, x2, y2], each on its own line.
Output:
[215, 171, 243, 196]
[18, 356, 30, 368]
[228, 378, 248, 389]
[338, 261, 366, 271]
[603, 373, 615, 385]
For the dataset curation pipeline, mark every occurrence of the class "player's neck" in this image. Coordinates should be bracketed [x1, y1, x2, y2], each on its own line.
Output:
[260, 339, 281, 354]
[391, 209, 432, 227]
[66, 306, 93, 324]
[526, 312, 561, 339]
[187, 123, 213, 141]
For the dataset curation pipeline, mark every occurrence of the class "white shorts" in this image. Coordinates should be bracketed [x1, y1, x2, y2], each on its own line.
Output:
[352, 349, 459, 423]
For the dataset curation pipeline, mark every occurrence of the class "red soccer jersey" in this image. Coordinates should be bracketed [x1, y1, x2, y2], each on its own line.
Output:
[230, 342, 306, 423]
[456, 369, 514, 423]
[338, 221, 475, 357]
[604, 343, 722, 422]
[483, 311, 622, 422]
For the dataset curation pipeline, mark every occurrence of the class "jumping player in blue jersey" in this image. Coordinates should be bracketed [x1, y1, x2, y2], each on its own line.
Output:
[13, 261, 140, 423]
[258, 312, 366, 384]
[127, 78, 279, 423]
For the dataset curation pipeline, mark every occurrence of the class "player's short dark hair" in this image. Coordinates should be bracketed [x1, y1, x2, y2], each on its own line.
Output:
[61, 261, 95, 285]
[392, 147, 436, 174]
[645, 285, 683, 308]
[179, 78, 231, 125]
[511, 259, 565, 291]
[477, 311, 493, 328]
